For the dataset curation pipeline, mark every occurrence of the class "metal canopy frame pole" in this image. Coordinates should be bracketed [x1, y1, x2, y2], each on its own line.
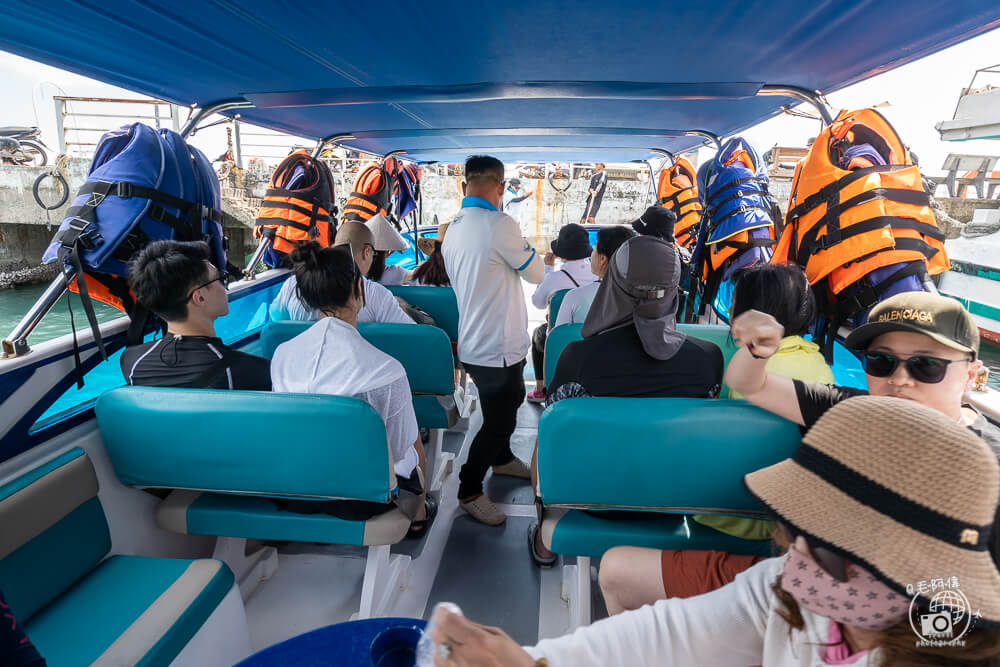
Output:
[756, 85, 834, 125]
[179, 98, 254, 138]
[684, 130, 723, 151]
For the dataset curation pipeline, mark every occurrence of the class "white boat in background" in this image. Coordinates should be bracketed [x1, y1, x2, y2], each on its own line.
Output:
[937, 209, 1000, 348]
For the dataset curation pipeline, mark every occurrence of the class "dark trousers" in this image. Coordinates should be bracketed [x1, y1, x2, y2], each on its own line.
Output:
[531, 324, 548, 388]
[460, 359, 526, 498]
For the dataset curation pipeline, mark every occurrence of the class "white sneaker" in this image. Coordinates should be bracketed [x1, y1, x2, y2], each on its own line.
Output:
[492, 457, 531, 479]
[460, 494, 507, 526]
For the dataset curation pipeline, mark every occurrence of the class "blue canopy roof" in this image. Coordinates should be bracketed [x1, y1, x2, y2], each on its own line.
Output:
[2, 1, 999, 163]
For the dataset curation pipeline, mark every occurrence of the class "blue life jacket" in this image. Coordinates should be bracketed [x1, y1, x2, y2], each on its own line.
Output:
[41, 123, 227, 369]
[686, 137, 779, 321]
[43, 123, 226, 277]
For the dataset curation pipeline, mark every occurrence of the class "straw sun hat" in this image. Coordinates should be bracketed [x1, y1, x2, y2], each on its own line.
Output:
[417, 222, 449, 256]
[745, 395, 1000, 625]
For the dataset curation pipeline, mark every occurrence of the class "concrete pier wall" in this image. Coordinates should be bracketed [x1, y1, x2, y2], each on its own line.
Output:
[2, 160, 996, 288]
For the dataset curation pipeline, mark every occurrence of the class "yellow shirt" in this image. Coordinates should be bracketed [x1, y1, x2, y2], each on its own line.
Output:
[696, 335, 834, 539]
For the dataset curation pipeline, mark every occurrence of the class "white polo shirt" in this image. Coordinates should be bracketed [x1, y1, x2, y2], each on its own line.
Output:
[443, 196, 544, 367]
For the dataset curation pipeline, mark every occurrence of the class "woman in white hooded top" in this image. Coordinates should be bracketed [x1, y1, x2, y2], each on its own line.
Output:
[427, 397, 1000, 666]
[271, 242, 433, 536]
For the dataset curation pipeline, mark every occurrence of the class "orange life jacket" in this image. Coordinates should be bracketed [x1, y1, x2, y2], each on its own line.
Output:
[255, 150, 336, 255]
[656, 156, 702, 249]
[772, 108, 949, 296]
[67, 272, 134, 312]
[342, 158, 399, 223]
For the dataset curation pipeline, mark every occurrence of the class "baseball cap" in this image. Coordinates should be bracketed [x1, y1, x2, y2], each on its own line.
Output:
[844, 292, 979, 356]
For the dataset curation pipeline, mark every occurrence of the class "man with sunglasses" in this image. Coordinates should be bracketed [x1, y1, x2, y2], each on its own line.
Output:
[727, 290, 999, 560]
[121, 240, 272, 390]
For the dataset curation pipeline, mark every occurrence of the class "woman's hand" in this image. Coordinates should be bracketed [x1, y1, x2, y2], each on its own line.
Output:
[729, 309, 784, 360]
[543, 252, 556, 267]
[431, 608, 536, 667]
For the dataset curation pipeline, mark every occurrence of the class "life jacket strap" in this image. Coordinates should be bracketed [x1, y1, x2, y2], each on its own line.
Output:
[256, 199, 333, 224]
[657, 187, 698, 207]
[817, 260, 928, 362]
[796, 213, 944, 267]
[706, 203, 775, 233]
[786, 164, 908, 221]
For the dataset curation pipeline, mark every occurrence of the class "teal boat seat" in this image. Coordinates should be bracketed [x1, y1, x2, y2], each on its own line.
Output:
[537, 397, 797, 628]
[537, 398, 800, 558]
[538, 397, 799, 511]
[260, 321, 459, 429]
[384, 285, 460, 342]
[542, 323, 739, 397]
[548, 288, 570, 324]
[0, 448, 235, 666]
[97, 387, 398, 504]
[157, 490, 409, 546]
[543, 323, 583, 386]
[96, 386, 415, 618]
[540, 510, 774, 560]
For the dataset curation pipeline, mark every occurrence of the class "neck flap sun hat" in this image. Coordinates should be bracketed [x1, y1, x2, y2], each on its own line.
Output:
[416, 222, 450, 256]
[582, 235, 686, 360]
[550, 223, 593, 260]
[365, 214, 409, 252]
[746, 395, 1000, 626]
[844, 291, 980, 356]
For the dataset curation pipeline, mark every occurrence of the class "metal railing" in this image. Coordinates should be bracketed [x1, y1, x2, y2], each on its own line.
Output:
[53, 96, 182, 155]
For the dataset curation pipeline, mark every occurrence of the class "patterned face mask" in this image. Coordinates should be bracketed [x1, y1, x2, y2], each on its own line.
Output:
[781, 546, 908, 631]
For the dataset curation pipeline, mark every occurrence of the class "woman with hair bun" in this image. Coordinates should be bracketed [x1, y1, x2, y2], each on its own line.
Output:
[270, 242, 434, 536]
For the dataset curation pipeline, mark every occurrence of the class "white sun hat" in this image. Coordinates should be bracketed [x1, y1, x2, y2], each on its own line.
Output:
[365, 214, 409, 252]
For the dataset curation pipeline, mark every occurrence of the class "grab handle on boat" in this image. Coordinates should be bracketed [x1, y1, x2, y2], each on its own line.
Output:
[2, 271, 70, 358]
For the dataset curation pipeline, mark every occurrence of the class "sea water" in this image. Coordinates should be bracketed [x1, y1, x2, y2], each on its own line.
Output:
[1, 281, 999, 390]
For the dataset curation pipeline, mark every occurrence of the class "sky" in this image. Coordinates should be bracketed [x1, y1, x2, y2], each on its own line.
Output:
[2, 26, 999, 173]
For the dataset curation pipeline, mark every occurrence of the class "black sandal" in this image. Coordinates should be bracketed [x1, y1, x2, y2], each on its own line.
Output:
[406, 495, 438, 539]
[528, 522, 557, 567]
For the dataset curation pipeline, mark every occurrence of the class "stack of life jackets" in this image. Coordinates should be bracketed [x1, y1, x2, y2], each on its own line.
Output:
[342, 157, 400, 223]
[255, 150, 337, 268]
[690, 137, 780, 320]
[42, 122, 228, 378]
[771, 108, 949, 358]
[656, 156, 703, 249]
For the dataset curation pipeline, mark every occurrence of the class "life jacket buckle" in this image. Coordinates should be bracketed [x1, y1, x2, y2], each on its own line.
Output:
[64, 217, 104, 250]
[115, 182, 134, 198]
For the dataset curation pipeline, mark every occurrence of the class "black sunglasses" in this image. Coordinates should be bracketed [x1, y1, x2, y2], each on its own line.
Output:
[777, 522, 848, 582]
[862, 352, 967, 384]
[181, 271, 228, 305]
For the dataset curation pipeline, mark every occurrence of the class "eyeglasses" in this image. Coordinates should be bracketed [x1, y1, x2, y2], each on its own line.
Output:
[181, 272, 228, 304]
[777, 522, 848, 582]
[862, 352, 968, 384]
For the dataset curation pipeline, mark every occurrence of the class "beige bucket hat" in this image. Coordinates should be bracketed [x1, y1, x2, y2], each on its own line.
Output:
[745, 395, 1000, 625]
[365, 214, 408, 252]
[417, 222, 450, 256]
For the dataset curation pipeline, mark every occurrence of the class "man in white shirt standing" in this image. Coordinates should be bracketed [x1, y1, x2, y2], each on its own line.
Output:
[269, 221, 415, 325]
[443, 155, 545, 525]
